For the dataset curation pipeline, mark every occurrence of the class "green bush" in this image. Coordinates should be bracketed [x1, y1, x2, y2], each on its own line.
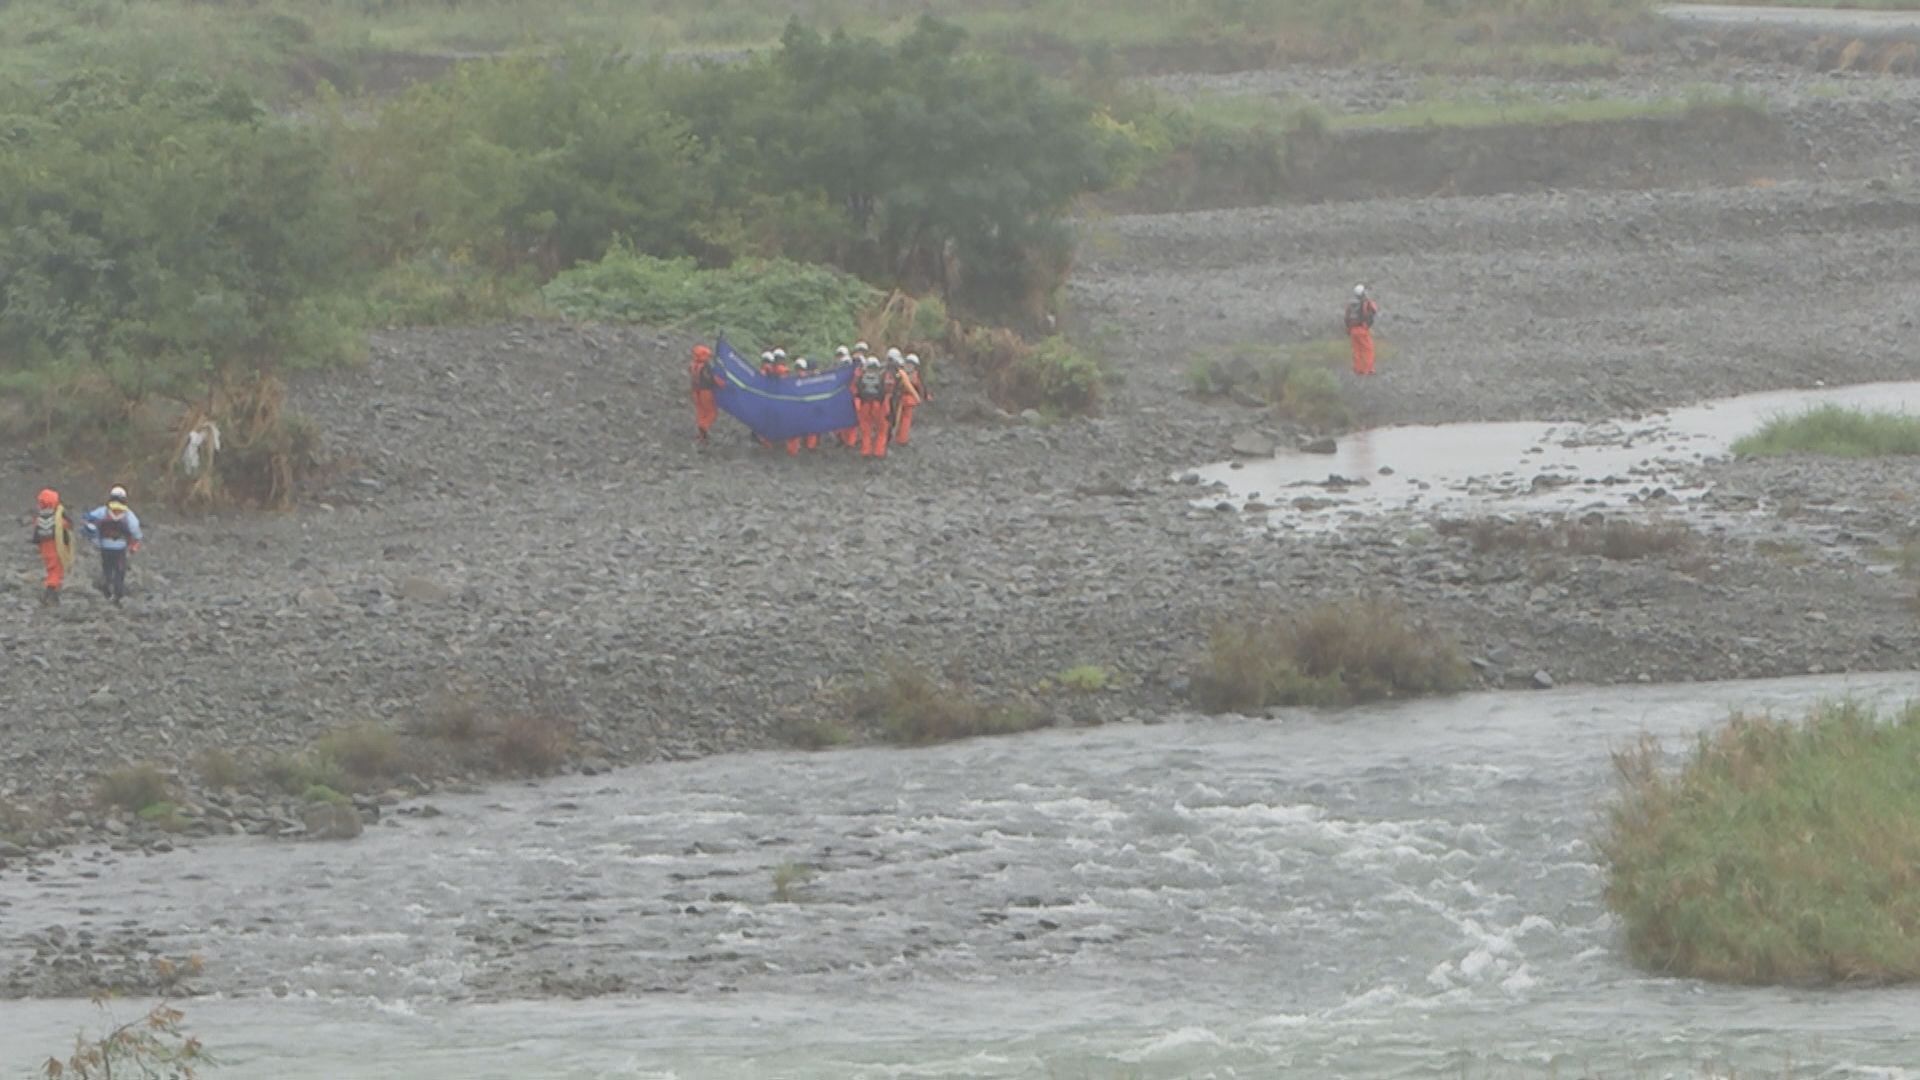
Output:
[1277, 365, 1350, 433]
[194, 748, 248, 789]
[1601, 701, 1920, 985]
[1057, 665, 1113, 693]
[312, 724, 408, 782]
[543, 245, 879, 359]
[1196, 599, 1470, 712]
[1733, 406, 1920, 459]
[136, 800, 188, 833]
[1001, 335, 1107, 415]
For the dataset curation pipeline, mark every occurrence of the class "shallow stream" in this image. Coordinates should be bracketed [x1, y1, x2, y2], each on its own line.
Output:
[1192, 380, 1920, 531]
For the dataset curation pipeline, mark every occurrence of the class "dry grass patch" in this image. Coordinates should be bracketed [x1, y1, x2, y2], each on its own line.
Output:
[846, 663, 1049, 746]
[1196, 599, 1471, 713]
[95, 764, 172, 813]
[1600, 700, 1920, 985]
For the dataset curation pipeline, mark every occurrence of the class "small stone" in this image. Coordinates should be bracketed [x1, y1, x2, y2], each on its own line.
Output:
[1297, 436, 1337, 455]
[1230, 431, 1273, 458]
[394, 576, 455, 604]
[301, 803, 363, 841]
[1531, 670, 1555, 690]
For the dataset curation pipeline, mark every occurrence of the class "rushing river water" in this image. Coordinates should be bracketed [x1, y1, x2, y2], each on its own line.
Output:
[6, 675, 1920, 1079]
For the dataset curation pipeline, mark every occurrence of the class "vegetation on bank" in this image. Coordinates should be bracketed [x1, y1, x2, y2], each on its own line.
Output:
[842, 662, 1050, 745]
[1732, 405, 1920, 459]
[1600, 700, 1920, 985]
[0, 0, 1655, 96]
[1187, 341, 1356, 432]
[0, 17, 1140, 498]
[1195, 599, 1471, 713]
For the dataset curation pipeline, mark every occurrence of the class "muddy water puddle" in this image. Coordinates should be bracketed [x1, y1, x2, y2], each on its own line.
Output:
[1189, 381, 1920, 531]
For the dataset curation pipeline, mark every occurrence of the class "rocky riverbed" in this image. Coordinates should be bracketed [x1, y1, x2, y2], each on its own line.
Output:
[4, 33, 1920, 913]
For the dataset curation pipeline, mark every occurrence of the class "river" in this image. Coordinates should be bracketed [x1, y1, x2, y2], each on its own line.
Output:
[5, 674, 1920, 1078]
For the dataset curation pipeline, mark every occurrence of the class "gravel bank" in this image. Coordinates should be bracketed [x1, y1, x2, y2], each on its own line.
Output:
[5, 55, 1920, 885]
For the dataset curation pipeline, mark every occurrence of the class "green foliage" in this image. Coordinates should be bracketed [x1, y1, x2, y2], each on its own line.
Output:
[0, 72, 358, 404]
[1276, 365, 1350, 433]
[1733, 406, 1920, 459]
[847, 663, 1051, 746]
[136, 801, 188, 833]
[301, 784, 349, 806]
[1188, 341, 1355, 432]
[262, 749, 351, 797]
[95, 765, 171, 813]
[1002, 336, 1107, 415]
[1600, 700, 1920, 984]
[1057, 665, 1113, 694]
[1196, 599, 1471, 712]
[543, 246, 879, 359]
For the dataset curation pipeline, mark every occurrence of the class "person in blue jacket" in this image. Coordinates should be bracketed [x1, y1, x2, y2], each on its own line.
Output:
[81, 485, 142, 603]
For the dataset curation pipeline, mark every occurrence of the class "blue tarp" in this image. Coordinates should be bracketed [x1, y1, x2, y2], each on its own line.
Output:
[710, 335, 856, 441]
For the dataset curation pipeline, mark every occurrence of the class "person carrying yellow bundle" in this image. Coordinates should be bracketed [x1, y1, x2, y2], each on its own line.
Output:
[28, 488, 76, 605]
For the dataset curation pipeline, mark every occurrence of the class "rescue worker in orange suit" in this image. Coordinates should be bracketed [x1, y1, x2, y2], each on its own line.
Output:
[792, 357, 822, 452]
[28, 488, 75, 605]
[689, 344, 721, 443]
[852, 354, 896, 458]
[893, 352, 928, 446]
[1345, 283, 1380, 377]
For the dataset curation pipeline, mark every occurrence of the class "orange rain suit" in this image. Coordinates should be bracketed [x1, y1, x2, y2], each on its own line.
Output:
[689, 346, 719, 441]
[893, 368, 927, 446]
[1345, 297, 1379, 377]
[853, 367, 897, 458]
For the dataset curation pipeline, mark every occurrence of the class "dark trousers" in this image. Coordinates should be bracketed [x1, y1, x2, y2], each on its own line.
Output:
[101, 548, 128, 600]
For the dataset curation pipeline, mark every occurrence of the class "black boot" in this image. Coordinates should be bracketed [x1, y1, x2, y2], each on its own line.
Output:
[41, 587, 57, 606]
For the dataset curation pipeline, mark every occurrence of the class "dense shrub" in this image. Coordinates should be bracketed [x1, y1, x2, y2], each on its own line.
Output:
[1196, 599, 1470, 712]
[1601, 701, 1920, 984]
[543, 246, 879, 358]
[1000, 335, 1107, 415]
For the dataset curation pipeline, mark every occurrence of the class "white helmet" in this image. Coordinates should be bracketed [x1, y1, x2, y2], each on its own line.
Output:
[108, 485, 128, 501]
[862, 355, 880, 368]
[904, 353, 920, 365]
[760, 351, 774, 363]
[1354, 284, 1367, 297]
[834, 346, 851, 360]
[886, 347, 903, 363]
[794, 357, 810, 371]
[853, 341, 870, 354]
[772, 348, 787, 361]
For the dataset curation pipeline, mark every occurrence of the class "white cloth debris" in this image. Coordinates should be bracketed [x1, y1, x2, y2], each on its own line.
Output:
[181, 422, 222, 475]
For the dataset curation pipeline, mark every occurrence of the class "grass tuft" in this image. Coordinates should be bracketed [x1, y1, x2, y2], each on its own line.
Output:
[1195, 599, 1470, 713]
[771, 860, 815, 903]
[194, 748, 248, 790]
[1733, 405, 1920, 459]
[1057, 665, 1113, 694]
[1600, 700, 1920, 985]
[96, 765, 171, 813]
[847, 663, 1050, 746]
[492, 712, 575, 776]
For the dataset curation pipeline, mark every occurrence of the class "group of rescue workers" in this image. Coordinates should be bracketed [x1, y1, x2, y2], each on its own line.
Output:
[687, 339, 930, 459]
[26, 484, 143, 606]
